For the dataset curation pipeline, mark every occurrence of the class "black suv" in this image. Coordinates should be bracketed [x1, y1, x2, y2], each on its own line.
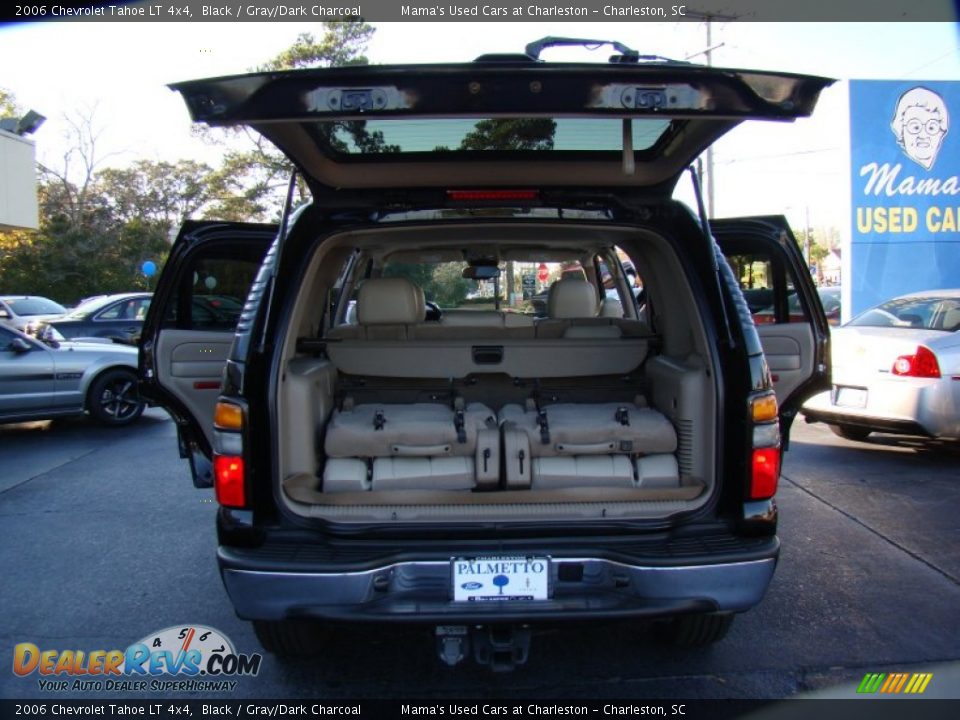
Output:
[140, 40, 832, 668]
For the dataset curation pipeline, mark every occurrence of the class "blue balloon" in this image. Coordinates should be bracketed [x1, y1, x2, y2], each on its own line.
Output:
[141, 260, 157, 277]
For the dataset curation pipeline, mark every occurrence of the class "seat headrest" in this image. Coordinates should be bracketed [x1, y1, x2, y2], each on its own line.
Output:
[547, 279, 599, 319]
[357, 278, 423, 325]
[599, 297, 624, 318]
[941, 306, 960, 331]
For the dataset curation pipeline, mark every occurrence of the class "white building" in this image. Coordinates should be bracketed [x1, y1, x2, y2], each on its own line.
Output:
[821, 249, 841, 286]
[0, 127, 40, 230]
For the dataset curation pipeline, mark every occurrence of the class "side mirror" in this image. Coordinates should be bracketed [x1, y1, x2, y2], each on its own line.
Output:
[10, 337, 33, 353]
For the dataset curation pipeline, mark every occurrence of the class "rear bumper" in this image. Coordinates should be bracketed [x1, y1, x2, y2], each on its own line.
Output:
[218, 541, 779, 623]
[802, 382, 959, 439]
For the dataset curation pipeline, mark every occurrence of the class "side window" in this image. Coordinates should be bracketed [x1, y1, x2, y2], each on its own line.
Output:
[96, 301, 132, 320]
[595, 247, 646, 320]
[0, 306, 10, 319]
[725, 252, 806, 326]
[163, 249, 263, 332]
[134, 298, 151, 320]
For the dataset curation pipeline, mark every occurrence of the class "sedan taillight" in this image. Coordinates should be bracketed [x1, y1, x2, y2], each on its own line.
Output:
[892, 346, 941, 378]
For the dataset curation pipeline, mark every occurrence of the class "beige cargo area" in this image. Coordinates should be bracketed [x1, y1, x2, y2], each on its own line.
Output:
[274, 222, 718, 523]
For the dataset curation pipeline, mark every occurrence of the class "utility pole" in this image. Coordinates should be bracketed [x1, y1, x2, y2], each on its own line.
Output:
[684, 9, 739, 218]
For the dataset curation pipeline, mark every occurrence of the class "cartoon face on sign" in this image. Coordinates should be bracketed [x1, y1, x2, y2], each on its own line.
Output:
[890, 87, 949, 170]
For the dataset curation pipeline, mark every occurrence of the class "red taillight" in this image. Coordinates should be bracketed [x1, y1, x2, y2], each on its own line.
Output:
[213, 454, 246, 508]
[892, 346, 941, 378]
[446, 189, 539, 202]
[750, 448, 780, 500]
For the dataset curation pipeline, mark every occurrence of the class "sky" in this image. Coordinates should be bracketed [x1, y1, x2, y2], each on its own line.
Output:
[1, 20, 958, 239]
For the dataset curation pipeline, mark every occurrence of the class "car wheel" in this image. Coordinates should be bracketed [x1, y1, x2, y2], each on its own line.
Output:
[657, 612, 735, 647]
[87, 368, 144, 426]
[253, 620, 328, 656]
[829, 424, 872, 442]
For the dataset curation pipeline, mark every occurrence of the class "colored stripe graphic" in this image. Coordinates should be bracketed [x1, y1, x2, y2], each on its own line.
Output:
[905, 673, 934, 694]
[857, 673, 886, 693]
[857, 672, 932, 694]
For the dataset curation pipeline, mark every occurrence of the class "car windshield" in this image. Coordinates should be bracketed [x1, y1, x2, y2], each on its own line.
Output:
[2, 297, 66, 316]
[848, 295, 960, 331]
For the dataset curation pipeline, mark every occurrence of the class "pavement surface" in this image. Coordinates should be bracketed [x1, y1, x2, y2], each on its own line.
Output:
[0, 412, 958, 701]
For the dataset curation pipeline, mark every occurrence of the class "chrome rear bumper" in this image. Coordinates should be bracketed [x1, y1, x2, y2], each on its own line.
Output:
[220, 553, 777, 622]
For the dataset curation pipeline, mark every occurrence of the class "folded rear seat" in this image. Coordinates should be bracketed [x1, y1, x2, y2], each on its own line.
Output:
[500, 401, 679, 490]
[323, 401, 499, 492]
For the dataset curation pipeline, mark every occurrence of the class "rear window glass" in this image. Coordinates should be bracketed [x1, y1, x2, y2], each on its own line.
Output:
[371, 259, 594, 317]
[2, 297, 66, 316]
[316, 118, 672, 156]
[849, 296, 960, 331]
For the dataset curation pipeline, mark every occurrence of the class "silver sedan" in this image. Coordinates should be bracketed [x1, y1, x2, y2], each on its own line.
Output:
[803, 289, 960, 441]
[0, 324, 144, 426]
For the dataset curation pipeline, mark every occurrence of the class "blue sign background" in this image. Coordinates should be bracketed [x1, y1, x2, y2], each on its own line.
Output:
[849, 80, 959, 318]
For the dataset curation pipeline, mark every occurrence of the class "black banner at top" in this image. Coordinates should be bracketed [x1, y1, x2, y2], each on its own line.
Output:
[1, 0, 957, 23]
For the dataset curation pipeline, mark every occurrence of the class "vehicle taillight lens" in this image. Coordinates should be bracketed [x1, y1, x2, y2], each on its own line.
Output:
[892, 346, 941, 378]
[213, 454, 245, 508]
[750, 448, 780, 500]
[214, 401, 243, 430]
[750, 393, 779, 423]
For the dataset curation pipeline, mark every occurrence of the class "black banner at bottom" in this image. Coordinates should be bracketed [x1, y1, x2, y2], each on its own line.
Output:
[1, 700, 958, 720]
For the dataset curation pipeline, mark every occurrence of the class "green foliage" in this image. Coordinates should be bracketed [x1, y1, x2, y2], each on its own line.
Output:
[256, 24, 374, 71]
[200, 21, 378, 221]
[97, 160, 215, 226]
[460, 119, 557, 151]
[0, 25, 377, 302]
[0, 87, 21, 117]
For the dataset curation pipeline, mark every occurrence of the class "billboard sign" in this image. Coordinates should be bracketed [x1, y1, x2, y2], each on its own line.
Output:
[849, 80, 959, 318]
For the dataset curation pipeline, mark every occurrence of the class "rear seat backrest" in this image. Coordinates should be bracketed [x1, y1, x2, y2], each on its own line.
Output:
[537, 278, 622, 339]
[329, 277, 423, 340]
[323, 402, 500, 492]
[499, 402, 679, 490]
[414, 309, 535, 340]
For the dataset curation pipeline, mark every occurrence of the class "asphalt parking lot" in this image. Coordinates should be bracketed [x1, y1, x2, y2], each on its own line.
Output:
[0, 410, 958, 701]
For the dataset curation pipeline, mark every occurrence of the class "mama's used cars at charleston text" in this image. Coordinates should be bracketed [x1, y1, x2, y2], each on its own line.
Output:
[140, 38, 831, 668]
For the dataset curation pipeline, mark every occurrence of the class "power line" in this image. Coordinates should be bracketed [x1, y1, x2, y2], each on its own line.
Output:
[903, 48, 960, 78]
[715, 147, 841, 164]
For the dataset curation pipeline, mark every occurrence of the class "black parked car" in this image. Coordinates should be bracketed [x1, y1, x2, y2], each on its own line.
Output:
[39, 293, 152, 345]
[140, 39, 832, 668]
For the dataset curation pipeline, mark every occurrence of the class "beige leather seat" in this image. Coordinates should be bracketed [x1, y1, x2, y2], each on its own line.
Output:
[535, 278, 622, 339]
[328, 277, 424, 340]
[323, 401, 500, 493]
[499, 401, 679, 491]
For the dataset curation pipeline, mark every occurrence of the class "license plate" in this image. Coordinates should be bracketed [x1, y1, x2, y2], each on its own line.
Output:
[834, 386, 867, 408]
[452, 556, 549, 602]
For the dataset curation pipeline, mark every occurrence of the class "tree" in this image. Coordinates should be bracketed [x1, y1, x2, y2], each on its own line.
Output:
[199, 23, 380, 221]
[459, 119, 557, 151]
[0, 87, 21, 117]
[97, 159, 215, 228]
[0, 110, 180, 302]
